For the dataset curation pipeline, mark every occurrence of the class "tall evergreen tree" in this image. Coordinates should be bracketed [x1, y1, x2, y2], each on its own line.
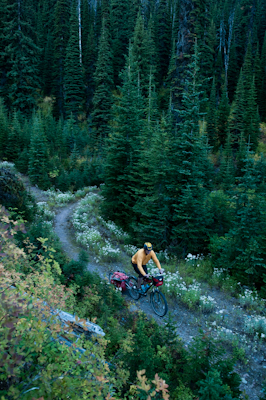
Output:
[132, 114, 172, 248]
[53, 0, 71, 118]
[211, 151, 266, 287]
[110, 0, 131, 85]
[91, 18, 114, 139]
[259, 32, 266, 121]
[64, 2, 85, 119]
[227, 37, 239, 102]
[0, 99, 8, 158]
[28, 113, 50, 189]
[170, 41, 213, 255]
[3, 0, 41, 112]
[155, 0, 171, 84]
[0, 0, 10, 105]
[206, 77, 217, 149]
[229, 68, 245, 150]
[101, 44, 144, 228]
[216, 82, 230, 148]
[131, 12, 156, 96]
[83, 24, 97, 114]
[5, 111, 22, 162]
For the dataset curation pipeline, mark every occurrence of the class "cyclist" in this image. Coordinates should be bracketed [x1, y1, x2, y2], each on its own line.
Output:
[132, 242, 163, 292]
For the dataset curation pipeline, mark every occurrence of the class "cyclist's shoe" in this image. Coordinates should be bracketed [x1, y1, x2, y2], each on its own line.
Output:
[138, 288, 147, 296]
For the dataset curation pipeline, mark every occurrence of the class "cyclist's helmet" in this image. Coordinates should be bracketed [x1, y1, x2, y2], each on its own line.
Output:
[144, 242, 153, 251]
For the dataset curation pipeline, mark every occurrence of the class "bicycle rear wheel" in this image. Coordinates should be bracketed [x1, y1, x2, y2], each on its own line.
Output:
[150, 290, 168, 317]
[127, 277, 140, 300]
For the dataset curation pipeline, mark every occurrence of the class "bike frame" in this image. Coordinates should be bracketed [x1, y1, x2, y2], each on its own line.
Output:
[129, 275, 163, 296]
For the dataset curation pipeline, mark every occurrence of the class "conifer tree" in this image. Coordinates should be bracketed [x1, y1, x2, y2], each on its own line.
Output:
[132, 115, 172, 248]
[0, 99, 8, 158]
[206, 77, 217, 149]
[5, 112, 22, 163]
[216, 82, 230, 148]
[3, 0, 41, 113]
[254, 42, 262, 100]
[64, 3, 85, 119]
[215, 49, 224, 100]
[43, 30, 55, 96]
[219, 130, 235, 190]
[244, 77, 260, 149]
[259, 32, 266, 121]
[211, 151, 266, 286]
[28, 114, 50, 189]
[101, 44, 144, 228]
[0, 0, 9, 105]
[229, 69, 245, 149]
[170, 41, 213, 255]
[131, 12, 156, 96]
[155, 0, 171, 84]
[53, 0, 71, 118]
[110, 0, 131, 85]
[83, 25, 97, 114]
[81, 0, 91, 56]
[227, 38, 239, 102]
[92, 18, 114, 139]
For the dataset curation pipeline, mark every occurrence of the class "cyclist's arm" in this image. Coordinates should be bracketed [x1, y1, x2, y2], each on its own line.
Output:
[151, 251, 162, 271]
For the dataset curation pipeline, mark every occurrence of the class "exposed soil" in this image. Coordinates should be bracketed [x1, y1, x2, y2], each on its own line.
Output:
[25, 180, 266, 400]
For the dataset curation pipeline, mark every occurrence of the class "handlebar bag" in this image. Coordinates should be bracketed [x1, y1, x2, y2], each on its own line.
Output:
[153, 276, 163, 287]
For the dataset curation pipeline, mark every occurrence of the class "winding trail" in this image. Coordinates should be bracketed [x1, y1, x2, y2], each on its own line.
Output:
[52, 202, 265, 400]
[20, 168, 265, 400]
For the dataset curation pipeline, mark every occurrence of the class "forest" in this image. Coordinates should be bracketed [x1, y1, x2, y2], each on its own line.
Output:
[1, 0, 266, 292]
[1, 0, 266, 398]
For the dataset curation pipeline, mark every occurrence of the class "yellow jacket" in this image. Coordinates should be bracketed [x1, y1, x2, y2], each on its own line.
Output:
[132, 249, 161, 276]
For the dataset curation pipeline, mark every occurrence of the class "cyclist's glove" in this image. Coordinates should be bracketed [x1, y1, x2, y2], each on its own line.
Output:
[145, 274, 150, 278]
[159, 269, 164, 274]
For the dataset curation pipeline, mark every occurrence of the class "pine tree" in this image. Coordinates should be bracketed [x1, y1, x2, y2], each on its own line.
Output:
[206, 77, 217, 149]
[131, 12, 157, 97]
[53, 0, 71, 118]
[0, 99, 8, 158]
[3, 0, 41, 113]
[0, 0, 10, 105]
[215, 49, 224, 101]
[172, 0, 195, 110]
[64, 3, 85, 119]
[244, 76, 260, 149]
[211, 151, 266, 286]
[229, 69, 245, 150]
[110, 0, 131, 85]
[132, 115, 172, 248]
[5, 111, 22, 162]
[101, 44, 144, 228]
[216, 82, 230, 148]
[227, 37, 239, 102]
[83, 24, 97, 114]
[43, 30, 55, 96]
[155, 0, 171, 84]
[170, 41, 213, 255]
[91, 18, 114, 139]
[259, 32, 266, 121]
[28, 113, 50, 189]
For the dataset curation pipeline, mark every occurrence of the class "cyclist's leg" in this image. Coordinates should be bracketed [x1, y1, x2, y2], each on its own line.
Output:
[132, 263, 147, 289]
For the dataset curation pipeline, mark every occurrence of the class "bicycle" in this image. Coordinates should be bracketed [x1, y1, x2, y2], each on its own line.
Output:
[109, 271, 168, 317]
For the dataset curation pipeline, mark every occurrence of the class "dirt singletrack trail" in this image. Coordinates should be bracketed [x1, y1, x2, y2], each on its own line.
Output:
[21, 173, 264, 400]
[52, 202, 265, 400]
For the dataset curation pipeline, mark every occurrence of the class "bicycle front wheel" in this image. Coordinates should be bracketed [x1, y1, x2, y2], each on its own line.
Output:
[150, 290, 168, 317]
[127, 277, 140, 300]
